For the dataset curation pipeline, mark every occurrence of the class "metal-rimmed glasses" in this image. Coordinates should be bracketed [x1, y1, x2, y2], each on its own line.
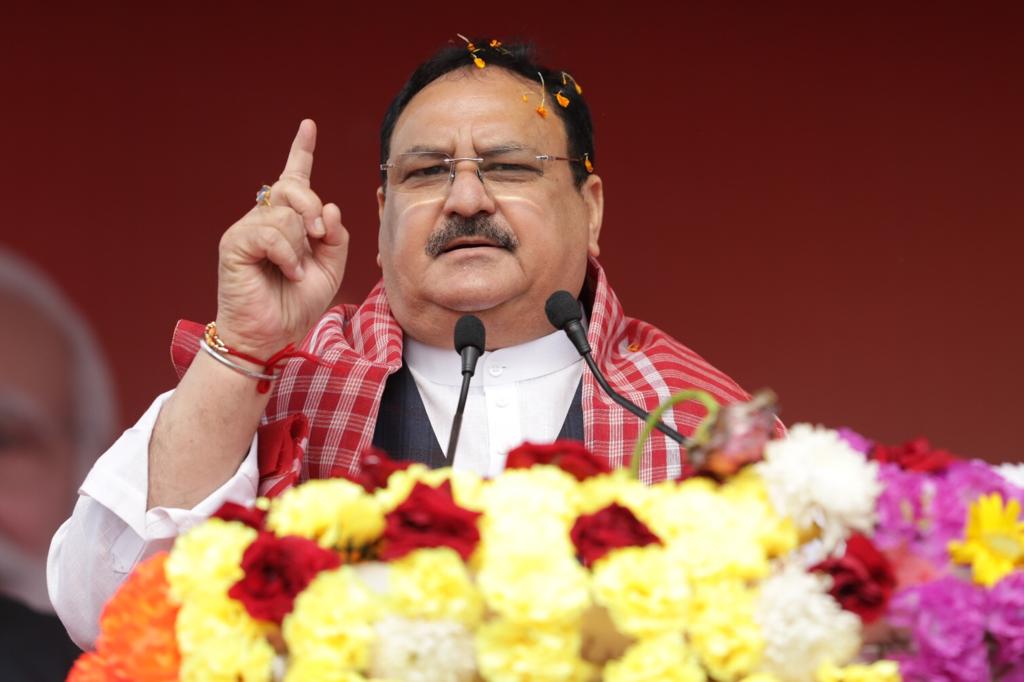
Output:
[379, 148, 582, 194]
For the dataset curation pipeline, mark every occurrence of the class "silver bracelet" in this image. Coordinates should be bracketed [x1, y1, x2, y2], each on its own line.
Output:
[199, 339, 278, 381]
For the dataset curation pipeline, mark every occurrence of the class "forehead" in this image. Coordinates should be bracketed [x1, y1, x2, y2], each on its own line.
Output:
[0, 293, 71, 426]
[390, 67, 570, 155]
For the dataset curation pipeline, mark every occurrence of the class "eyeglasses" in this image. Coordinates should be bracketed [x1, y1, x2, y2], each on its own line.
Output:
[380, 148, 581, 193]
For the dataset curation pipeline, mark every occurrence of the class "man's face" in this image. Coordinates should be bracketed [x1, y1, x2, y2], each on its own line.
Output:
[0, 294, 74, 559]
[377, 67, 603, 349]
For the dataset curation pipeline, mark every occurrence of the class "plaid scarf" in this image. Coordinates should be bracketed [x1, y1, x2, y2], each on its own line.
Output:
[171, 258, 758, 490]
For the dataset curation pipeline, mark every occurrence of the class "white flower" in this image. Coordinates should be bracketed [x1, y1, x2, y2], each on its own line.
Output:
[996, 462, 1024, 490]
[756, 424, 880, 552]
[368, 616, 476, 682]
[756, 563, 861, 682]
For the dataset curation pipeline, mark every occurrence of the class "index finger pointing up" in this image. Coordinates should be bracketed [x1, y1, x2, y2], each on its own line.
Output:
[280, 119, 317, 184]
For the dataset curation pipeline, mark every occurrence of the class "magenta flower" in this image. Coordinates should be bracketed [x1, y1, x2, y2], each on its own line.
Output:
[989, 572, 1024, 669]
[889, 577, 990, 681]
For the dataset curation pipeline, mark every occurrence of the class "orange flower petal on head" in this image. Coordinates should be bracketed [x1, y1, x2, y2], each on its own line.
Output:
[522, 94, 529, 102]
[473, 56, 486, 69]
[489, 39, 502, 48]
[556, 91, 570, 108]
[584, 155, 594, 173]
[574, 82, 583, 94]
[536, 104, 548, 118]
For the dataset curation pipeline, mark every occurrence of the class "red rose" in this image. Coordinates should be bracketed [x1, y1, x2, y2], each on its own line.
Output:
[341, 447, 412, 493]
[506, 440, 611, 481]
[228, 533, 341, 624]
[380, 481, 482, 561]
[570, 503, 661, 568]
[212, 501, 268, 530]
[871, 436, 956, 473]
[811, 533, 896, 624]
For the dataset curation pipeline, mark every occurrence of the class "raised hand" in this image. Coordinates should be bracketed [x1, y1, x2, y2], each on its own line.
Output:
[215, 119, 349, 358]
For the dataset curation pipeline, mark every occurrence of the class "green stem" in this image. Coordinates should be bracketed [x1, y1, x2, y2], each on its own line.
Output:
[629, 390, 720, 479]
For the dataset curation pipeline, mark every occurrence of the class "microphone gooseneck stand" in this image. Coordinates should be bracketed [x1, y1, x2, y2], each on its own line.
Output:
[544, 290, 689, 446]
[446, 315, 486, 465]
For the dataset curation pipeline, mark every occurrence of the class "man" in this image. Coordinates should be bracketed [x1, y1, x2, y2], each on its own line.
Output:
[0, 249, 118, 679]
[49, 41, 756, 648]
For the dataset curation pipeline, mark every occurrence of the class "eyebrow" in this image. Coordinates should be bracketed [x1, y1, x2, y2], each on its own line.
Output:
[397, 141, 531, 156]
[0, 390, 61, 440]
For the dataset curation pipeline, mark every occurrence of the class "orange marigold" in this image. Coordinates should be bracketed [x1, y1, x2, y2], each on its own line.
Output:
[67, 652, 115, 682]
[68, 553, 180, 682]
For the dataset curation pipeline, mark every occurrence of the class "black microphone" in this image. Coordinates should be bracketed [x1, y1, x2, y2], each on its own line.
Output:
[545, 291, 688, 446]
[446, 315, 486, 465]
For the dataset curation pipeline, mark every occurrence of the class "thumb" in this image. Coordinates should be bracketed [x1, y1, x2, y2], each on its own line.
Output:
[311, 202, 349, 286]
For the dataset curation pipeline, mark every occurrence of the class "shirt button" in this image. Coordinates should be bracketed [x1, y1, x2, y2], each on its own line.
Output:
[488, 365, 504, 377]
[495, 395, 510, 408]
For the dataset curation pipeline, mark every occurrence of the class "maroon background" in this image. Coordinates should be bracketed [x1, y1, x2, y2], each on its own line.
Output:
[2, 3, 1021, 461]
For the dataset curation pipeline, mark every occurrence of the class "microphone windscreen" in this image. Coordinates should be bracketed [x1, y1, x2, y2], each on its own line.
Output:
[453, 315, 486, 354]
[545, 291, 582, 330]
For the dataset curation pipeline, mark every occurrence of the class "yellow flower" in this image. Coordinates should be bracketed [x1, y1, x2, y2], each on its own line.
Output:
[267, 478, 384, 551]
[284, 659, 369, 682]
[604, 633, 707, 682]
[631, 478, 718, 542]
[721, 470, 799, 558]
[642, 479, 773, 582]
[375, 465, 484, 512]
[478, 504, 575, 571]
[475, 619, 593, 682]
[688, 579, 763, 682]
[739, 675, 782, 682]
[591, 546, 690, 638]
[575, 469, 646, 515]
[483, 466, 579, 527]
[478, 550, 590, 626]
[387, 547, 483, 627]
[176, 595, 274, 682]
[166, 518, 257, 603]
[283, 566, 379, 673]
[949, 493, 1024, 586]
[816, 660, 901, 681]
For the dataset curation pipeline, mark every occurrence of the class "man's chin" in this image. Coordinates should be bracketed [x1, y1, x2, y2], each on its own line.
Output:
[427, 282, 519, 314]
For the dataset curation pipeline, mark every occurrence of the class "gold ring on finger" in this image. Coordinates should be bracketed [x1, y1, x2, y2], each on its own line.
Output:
[256, 184, 272, 207]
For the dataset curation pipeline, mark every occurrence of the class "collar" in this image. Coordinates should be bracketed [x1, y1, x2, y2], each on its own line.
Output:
[404, 327, 582, 387]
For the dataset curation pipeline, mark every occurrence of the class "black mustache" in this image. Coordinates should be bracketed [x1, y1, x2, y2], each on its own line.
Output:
[424, 215, 519, 257]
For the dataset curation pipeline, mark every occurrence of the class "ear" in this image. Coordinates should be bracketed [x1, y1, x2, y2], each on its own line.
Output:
[580, 173, 604, 257]
[376, 187, 385, 268]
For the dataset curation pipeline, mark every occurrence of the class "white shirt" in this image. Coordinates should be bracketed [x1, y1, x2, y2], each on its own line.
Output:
[405, 329, 583, 476]
[47, 331, 583, 649]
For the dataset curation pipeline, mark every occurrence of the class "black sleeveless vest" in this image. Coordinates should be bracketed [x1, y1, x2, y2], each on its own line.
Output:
[371, 363, 584, 467]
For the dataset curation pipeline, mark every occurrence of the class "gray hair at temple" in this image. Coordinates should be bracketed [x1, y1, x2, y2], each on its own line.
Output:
[0, 248, 118, 485]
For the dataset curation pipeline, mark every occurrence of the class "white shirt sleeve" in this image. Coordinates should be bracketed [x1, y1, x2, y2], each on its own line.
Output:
[46, 390, 260, 650]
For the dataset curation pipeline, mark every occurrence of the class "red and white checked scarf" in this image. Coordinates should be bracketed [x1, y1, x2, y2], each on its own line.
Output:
[171, 258, 758, 490]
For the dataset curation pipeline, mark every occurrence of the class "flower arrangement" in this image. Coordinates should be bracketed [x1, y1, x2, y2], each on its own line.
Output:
[68, 391, 1024, 682]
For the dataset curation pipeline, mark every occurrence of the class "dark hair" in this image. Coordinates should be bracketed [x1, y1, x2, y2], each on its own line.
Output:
[379, 39, 595, 188]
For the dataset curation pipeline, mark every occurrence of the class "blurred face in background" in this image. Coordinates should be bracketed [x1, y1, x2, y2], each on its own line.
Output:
[0, 293, 75, 562]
